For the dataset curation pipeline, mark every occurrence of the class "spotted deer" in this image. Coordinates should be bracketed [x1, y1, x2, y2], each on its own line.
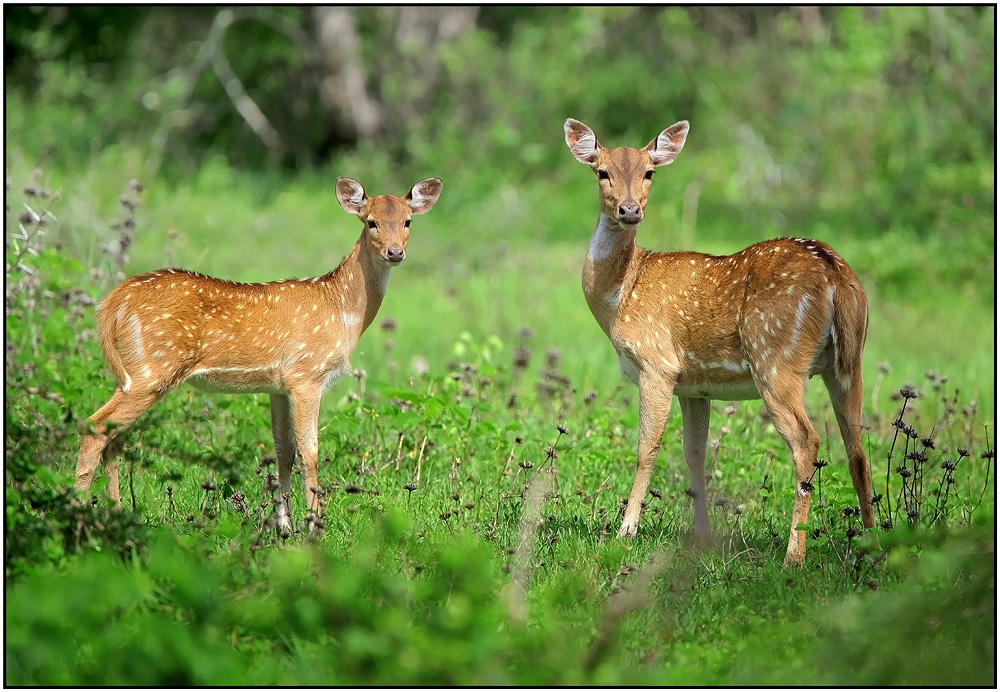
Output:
[76, 176, 443, 534]
[564, 118, 875, 565]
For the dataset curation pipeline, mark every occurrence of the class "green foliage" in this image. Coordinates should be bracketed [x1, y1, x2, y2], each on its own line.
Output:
[727, 522, 996, 687]
[5, 499, 994, 685]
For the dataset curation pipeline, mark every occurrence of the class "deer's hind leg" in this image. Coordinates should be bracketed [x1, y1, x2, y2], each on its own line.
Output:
[823, 372, 875, 529]
[77, 386, 164, 506]
[756, 375, 820, 567]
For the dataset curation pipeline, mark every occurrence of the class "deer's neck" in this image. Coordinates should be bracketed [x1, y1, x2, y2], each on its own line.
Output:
[323, 238, 391, 338]
[582, 214, 646, 335]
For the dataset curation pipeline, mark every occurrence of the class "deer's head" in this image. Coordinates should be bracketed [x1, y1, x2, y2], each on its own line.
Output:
[564, 119, 689, 226]
[336, 177, 443, 265]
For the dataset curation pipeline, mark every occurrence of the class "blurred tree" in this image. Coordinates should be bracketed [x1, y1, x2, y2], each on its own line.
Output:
[313, 6, 384, 144]
[312, 6, 477, 156]
[4, 5, 146, 88]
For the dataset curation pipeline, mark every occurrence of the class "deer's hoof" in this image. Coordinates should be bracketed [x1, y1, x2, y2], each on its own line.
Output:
[617, 522, 639, 538]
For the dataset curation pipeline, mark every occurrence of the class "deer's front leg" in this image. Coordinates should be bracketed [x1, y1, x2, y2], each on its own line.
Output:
[290, 388, 324, 526]
[269, 393, 296, 537]
[619, 372, 675, 537]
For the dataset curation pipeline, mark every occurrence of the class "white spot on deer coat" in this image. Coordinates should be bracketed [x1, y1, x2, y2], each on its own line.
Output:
[127, 314, 144, 358]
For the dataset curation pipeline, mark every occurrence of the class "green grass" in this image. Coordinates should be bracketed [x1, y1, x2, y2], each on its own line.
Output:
[4, 133, 995, 685]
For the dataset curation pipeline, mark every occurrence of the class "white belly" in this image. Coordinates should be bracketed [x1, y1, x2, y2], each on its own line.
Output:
[186, 366, 285, 395]
[672, 380, 761, 401]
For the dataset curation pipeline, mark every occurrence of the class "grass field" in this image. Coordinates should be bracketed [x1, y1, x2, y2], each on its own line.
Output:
[5, 120, 996, 684]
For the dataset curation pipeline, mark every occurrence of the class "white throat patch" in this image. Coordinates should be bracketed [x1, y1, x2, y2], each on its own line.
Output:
[588, 214, 620, 262]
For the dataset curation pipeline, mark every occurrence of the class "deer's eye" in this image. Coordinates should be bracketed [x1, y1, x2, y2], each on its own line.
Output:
[404, 219, 411, 228]
[644, 170, 654, 180]
[597, 170, 609, 181]
[367, 220, 377, 230]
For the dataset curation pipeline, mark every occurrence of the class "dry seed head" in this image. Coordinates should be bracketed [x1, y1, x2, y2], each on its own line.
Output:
[513, 346, 531, 369]
[545, 348, 562, 368]
[23, 184, 50, 198]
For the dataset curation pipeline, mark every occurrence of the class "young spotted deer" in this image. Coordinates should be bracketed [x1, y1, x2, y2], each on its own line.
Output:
[564, 118, 874, 565]
[76, 176, 443, 535]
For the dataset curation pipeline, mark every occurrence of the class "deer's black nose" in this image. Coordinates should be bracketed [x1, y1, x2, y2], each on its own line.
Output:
[618, 204, 642, 224]
[386, 246, 405, 263]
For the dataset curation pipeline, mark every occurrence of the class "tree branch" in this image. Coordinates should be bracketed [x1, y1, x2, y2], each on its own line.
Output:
[211, 35, 285, 154]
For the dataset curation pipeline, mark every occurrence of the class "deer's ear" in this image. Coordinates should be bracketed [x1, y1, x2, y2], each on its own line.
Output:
[646, 121, 689, 167]
[565, 119, 601, 164]
[336, 177, 368, 214]
[406, 177, 443, 215]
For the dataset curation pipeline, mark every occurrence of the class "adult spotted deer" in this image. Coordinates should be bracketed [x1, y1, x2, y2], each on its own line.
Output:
[76, 176, 443, 535]
[564, 118, 874, 565]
